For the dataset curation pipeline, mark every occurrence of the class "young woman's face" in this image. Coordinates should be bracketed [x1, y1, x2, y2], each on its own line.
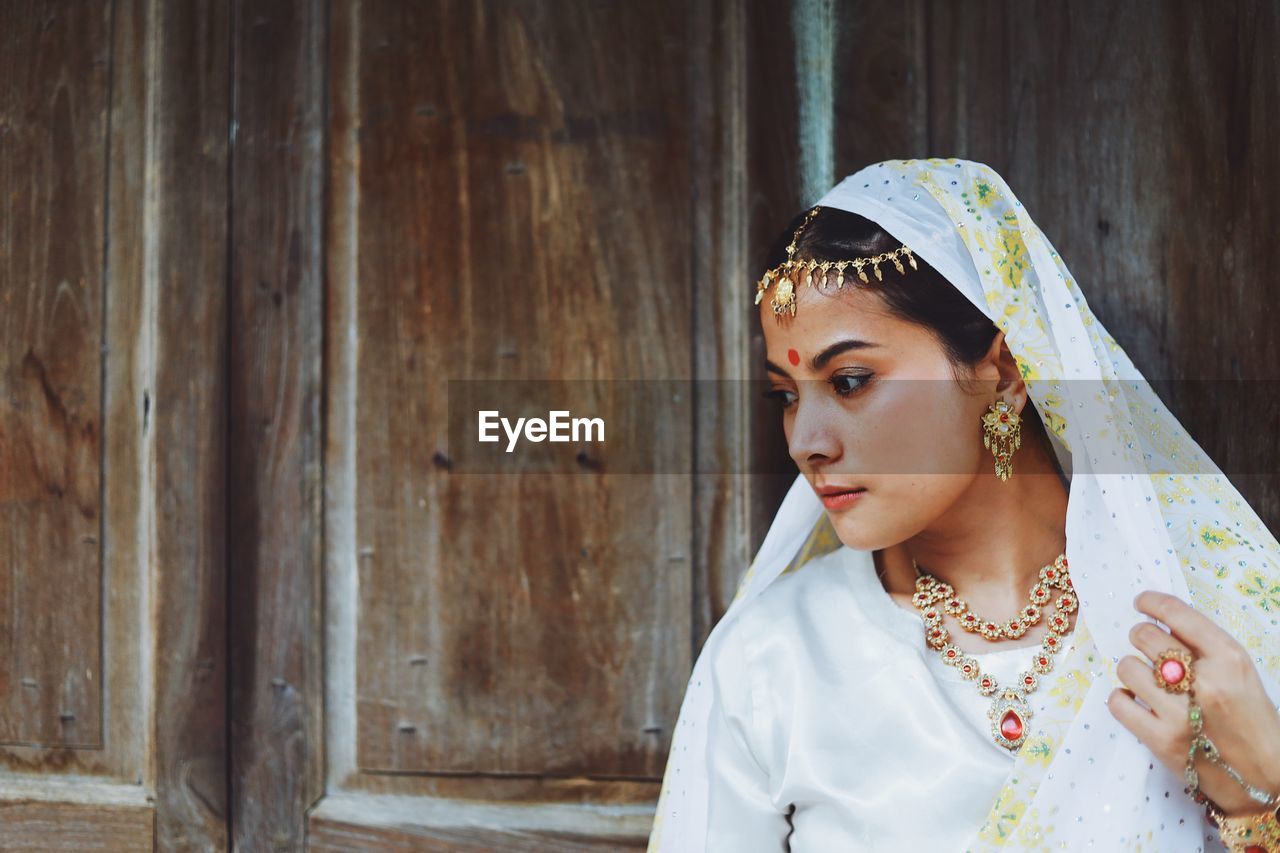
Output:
[760, 280, 1014, 551]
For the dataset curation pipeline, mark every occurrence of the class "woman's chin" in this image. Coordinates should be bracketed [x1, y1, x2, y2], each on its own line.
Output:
[827, 518, 880, 553]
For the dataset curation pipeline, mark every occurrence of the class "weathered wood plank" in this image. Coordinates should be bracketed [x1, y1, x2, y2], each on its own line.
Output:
[106, 0, 231, 845]
[332, 0, 693, 780]
[0, 800, 152, 851]
[0, 0, 110, 750]
[308, 794, 649, 851]
[227, 0, 327, 847]
[0, 777, 153, 850]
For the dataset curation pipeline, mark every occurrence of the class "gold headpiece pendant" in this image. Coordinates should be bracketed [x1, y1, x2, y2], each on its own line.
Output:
[754, 206, 919, 317]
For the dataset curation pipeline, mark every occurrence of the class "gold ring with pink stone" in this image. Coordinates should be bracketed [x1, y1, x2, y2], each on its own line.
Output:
[1153, 648, 1195, 694]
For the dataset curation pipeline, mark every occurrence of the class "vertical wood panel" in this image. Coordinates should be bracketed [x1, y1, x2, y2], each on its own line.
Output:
[330, 0, 693, 782]
[102, 0, 233, 844]
[830, 0, 928, 166]
[1159, 0, 1280, 516]
[0, 0, 110, 750]
[227, 0, 326, 847]
[688, 0, 755, 649]
[0, 0, 231, 848]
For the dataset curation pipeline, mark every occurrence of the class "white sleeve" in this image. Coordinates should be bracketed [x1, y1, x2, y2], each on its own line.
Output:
[704, 627, 792, 851]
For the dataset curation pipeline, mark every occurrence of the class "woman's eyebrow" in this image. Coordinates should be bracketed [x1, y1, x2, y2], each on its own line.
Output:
[765, 338, 880, 377]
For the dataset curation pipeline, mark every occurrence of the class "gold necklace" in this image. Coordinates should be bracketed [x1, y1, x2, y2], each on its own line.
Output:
[911, 553, 1070, 641]
[909, 553, 1076, 752]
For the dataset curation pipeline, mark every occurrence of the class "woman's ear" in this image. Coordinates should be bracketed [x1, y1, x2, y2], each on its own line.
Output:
[982, 329, 1030, 413]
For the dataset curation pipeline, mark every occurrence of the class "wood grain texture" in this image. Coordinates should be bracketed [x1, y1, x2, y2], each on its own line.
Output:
[687, 0, 757, 651]
[308, 821, 646, 852]
[0, 0, 109, 751]
[226, 0, 326, 847]
[0, 800, 152, 851]
[308, 793, 650, 851]
[329, 0, 692, 782]
[0, 777, 154, 850]
[108, 0, 230, 846]
[1, 0, 230, 845]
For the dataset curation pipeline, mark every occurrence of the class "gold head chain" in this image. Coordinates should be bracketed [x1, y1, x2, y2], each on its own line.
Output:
[754, 205, 920, 317]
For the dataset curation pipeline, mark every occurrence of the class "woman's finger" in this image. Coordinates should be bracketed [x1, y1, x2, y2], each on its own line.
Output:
[1133, 590, 1238, 658]
[1106, 685, 1165, 751]
[1128, 620, 1194, 670]
[1115, 654, 1186, 720]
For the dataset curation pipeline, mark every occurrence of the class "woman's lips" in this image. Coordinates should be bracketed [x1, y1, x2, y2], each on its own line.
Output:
[819, 488, 866, 510]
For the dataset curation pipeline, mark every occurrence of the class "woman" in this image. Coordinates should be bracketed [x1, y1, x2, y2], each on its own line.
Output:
[647, 159, 1280, 851]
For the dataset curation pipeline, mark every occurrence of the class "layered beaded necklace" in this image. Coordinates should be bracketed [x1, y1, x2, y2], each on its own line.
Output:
[909, 553, 1076, 752]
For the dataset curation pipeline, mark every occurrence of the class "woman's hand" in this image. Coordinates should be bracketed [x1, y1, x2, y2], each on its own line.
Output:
[1107, 590, 1280, 817]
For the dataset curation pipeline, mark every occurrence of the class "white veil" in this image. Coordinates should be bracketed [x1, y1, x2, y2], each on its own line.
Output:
[648, 158, 1280, 851]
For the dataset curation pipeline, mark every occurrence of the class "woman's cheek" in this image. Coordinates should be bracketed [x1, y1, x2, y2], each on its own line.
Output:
[894, 391, 979, 477]
[865, 392, 950, 475]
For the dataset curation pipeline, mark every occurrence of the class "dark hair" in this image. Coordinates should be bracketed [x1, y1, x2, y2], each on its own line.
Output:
[761, 206, 1001, 388]
[760, 206, 1053, 443]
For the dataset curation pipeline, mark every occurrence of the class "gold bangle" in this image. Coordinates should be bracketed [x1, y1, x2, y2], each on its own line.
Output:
[1211, 801, 1280, 852]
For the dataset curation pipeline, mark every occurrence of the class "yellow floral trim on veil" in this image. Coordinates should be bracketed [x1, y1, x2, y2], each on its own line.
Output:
[902, 157, 1280, 850]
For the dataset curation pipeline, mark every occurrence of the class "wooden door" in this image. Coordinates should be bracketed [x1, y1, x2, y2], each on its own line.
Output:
[0, 0, 768, 848]
[303, 1, 750, 847]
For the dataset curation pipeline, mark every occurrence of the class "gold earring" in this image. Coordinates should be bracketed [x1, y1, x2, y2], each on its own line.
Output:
[981, 400, 1022, 482]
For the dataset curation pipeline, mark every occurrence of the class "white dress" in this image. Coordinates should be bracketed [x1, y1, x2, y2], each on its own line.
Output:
[704, 543, 1079, 851]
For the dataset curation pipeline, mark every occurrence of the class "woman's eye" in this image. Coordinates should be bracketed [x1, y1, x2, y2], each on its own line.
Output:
[762, 388, 797, 409]
[762, 374, 871, 409]
[831, 373, 872, 397]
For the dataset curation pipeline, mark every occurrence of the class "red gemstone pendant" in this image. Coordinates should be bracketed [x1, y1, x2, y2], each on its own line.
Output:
[988, 689, 1034, 751]
[1000, 709, 1025, 741]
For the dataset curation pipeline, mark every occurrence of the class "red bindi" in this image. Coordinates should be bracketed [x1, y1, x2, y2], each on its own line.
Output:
[787, 348, 800, 366]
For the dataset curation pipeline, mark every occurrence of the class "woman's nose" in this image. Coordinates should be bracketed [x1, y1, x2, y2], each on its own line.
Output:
[787, 395, 842, 466]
